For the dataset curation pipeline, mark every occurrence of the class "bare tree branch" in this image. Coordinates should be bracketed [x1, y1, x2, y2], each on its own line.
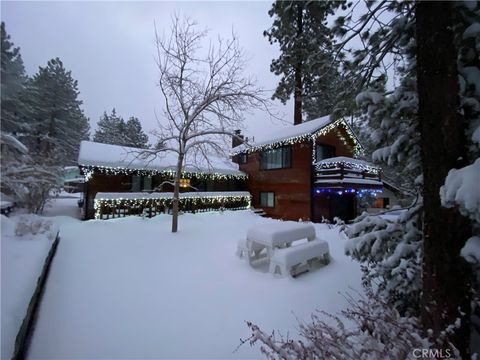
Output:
[150, 15, 272, 232]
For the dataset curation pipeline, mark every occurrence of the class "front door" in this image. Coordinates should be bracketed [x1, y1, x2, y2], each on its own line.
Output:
[330, 193, 355, 221]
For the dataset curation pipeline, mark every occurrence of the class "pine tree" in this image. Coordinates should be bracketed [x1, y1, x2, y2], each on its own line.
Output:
[264, 0, 355, 123]
[1, 22, 27, 134]
[336, 1, 479, 355]
[93, 110, 148, 148]
[93, 109, 125, 145]
[23, 58, 90, 165]
[124, 117, 149, 148]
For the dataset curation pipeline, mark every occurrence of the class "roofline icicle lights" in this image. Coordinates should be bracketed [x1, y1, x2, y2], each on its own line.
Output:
[315, 159, 381, 175]
[231, 119, 364, 159]
[94, 193, 252, 219]
[81, 166, 248, 182]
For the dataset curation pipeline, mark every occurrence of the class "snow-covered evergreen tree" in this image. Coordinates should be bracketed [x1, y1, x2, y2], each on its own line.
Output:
[22, 58, 90, 165]
[1, 22, 27, 135]
[93, 110, 149, 148]
[264, 1, 357, 123]
[336, 1, 422, 316]
[93, 109, 126, 145]
[338, 1, 478, 354]
[124, 117, 149, 148]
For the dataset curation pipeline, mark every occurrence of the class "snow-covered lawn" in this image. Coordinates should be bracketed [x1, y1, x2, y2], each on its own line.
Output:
[28, 210, 362, 359]
[1, 194, 81, 360]
[1, 215, 56, 360]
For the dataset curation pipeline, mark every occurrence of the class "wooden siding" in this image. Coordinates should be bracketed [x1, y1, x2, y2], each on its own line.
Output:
[82, 172, 247, 219]
[237, 126, 356, 221]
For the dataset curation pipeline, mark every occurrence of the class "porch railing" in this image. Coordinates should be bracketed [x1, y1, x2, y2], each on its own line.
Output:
[94, 191, 251, 220]
[315, 164, 381, 184]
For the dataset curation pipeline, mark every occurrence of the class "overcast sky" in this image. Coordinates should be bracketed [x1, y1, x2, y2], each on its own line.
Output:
[1, 1, 294, 144]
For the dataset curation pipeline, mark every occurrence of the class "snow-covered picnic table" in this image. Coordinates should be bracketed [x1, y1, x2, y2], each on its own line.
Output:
[238, 222, 330, 277]
[246, 222, 316, 256]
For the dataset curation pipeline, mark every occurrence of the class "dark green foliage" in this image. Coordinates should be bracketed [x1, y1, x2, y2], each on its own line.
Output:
[22, 58, 90, 165]
[124, 117, 149, 148]
[264, 0, 357, 121]
[1, 22, 27, 134]
[93, 109, 149, 148]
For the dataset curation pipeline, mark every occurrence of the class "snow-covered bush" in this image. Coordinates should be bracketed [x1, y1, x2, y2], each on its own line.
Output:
[14, 215, 57, 239]
[240, 285, 454, 360]
[1, 157, 59, 214]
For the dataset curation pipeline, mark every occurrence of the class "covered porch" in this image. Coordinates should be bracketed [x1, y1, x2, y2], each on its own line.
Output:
[312, 157, 383, 222]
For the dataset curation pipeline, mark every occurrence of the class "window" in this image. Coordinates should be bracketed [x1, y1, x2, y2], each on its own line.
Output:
[132, 175, 141, 192]
[373, 197, 390, 209]
[260, 192, 275, 208]
[239, 153, 248, 164]
[260, 146, 291, 170]
[316, 144, 336, 161]
[143, 176, 152, 191]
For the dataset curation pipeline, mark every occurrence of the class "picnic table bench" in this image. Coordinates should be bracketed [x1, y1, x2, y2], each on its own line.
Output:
[237, 221, 330, 277]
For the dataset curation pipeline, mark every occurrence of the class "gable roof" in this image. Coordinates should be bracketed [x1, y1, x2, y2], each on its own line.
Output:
[231, 115, 363, 156]
[78, 141, 245, 178]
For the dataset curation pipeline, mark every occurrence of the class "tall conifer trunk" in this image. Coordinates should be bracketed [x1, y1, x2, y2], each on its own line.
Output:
[416, 1, 471, 356]
[293, 4, 303, 125]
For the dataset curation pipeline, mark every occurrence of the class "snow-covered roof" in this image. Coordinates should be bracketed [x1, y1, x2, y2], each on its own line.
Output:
[232, 116, 363, 156]
[247, 115, 332, 148]
[78, 141, 245, 177]
[314, 156, 382, 187]
[233, 115, 332, 154]
[315, 156, 380, 171]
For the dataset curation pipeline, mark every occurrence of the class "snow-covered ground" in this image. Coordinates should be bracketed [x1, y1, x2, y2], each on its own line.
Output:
[1, 195, 81, 360]
[1, 215, 56, 360]
[27, 210, 362, 359]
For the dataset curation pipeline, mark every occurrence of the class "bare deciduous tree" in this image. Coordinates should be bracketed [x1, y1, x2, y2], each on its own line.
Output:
[153, 16, 269, 233]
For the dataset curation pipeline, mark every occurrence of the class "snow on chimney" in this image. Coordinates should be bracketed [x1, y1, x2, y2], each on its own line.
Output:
[232, 129, 244, 148]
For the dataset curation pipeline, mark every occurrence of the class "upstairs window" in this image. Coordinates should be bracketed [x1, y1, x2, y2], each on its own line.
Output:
[260, 146, 291, 170]
[316, 144, 336, 161]
[239, 153, 248, 164]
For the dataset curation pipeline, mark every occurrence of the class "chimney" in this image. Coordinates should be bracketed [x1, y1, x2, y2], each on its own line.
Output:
[232, 129, 244, 148]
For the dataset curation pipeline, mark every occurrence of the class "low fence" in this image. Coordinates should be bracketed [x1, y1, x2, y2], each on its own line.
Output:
[94, 191, 251, 220]
[12, 233, 60, 360]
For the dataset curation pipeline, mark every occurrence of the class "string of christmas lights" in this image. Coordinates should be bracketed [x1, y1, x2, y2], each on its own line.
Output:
[315, 159, 381, 174]
[82, 166, 248, 182]
[94, 193, 252, 219]
[314, 188, 383, 196]
[231, 119, 364, 160]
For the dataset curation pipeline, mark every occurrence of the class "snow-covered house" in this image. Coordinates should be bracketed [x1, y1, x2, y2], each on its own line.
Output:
[78, 116, 385, 221]
[231, 116, 383, 222]
[78, 141, 249, 219]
